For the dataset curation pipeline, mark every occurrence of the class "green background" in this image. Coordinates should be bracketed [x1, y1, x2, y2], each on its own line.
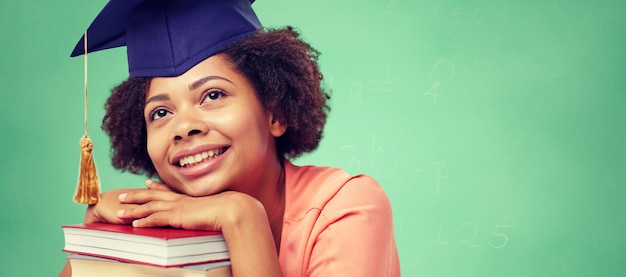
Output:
[1, 0, 625, 276]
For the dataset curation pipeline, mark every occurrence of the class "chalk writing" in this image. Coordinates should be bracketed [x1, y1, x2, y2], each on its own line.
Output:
[430, 58, 455, 85]
[424, 6, 483, 24]
[340, 145, 361, 174]
[349, 82, 363, 104]
[370, 137, 385, 172]
[348, 44, 398, 104]
[458, 222, 479, 247]
[489, 225, 513, 249]
[451, 6, 463, 24]
[424, 59, 455, 105]
[473, 8, 482, 23]
[433, 161, 448, 195]
[432, 222, 449, 244]
[424, 81, 443, 105]
[432, 222, 512, 249]
[370, 43, 399, 92]
[424, 7, 439, 24]
[339, 136, 414, 181]
[382, 0, 399, 15]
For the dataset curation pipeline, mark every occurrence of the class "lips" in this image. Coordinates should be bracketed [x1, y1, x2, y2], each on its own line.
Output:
[173, 146, 230, 168]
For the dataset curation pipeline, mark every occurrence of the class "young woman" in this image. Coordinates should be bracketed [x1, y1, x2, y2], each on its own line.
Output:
[61, 0, 399, 276]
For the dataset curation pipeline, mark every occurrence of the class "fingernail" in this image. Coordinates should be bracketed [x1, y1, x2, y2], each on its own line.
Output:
[132, 220, 140, 227]
[145, 179, 154, 188]
[118, 193, 128, 200]
[117, 210, 125, 217]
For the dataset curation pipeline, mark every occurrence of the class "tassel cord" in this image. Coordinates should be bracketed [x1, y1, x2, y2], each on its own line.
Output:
[74, 31, 101, 205]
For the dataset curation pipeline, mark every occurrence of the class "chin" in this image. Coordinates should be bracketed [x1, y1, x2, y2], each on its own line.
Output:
[182, 183, 223, 197]
[161, 173, 226, 197]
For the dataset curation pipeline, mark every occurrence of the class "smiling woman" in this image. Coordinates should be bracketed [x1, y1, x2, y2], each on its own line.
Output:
[144, 54, 287, 198]
[60, 0, 400, 276]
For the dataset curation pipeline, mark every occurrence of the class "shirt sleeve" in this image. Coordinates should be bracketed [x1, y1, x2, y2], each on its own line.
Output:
[306, 175, 400, 277]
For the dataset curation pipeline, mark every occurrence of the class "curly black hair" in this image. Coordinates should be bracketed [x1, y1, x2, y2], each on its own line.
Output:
[102, 27, 330, 177]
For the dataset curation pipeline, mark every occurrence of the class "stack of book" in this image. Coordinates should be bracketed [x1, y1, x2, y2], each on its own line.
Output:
[62, 223, 231, 277]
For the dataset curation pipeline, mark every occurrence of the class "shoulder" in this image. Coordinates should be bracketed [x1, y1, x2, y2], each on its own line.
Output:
[279, 161, 399, 276]
[283, 161, 392, 220]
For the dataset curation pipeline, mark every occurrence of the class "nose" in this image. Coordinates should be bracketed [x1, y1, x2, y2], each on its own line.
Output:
[171, 108, 208, 142]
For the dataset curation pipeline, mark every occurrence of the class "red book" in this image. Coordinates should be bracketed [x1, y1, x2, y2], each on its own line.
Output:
[62, 223, 229, 267]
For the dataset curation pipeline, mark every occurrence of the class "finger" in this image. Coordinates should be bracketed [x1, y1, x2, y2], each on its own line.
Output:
[85, 204, 137, 225]
[115, 188, 151, 204]
[118, 199, 176, 221]
[114, 207, 142, 225]
[145, 179, 175, 192]
[131, 210, 176, 228]
[119, 189, 182, 204]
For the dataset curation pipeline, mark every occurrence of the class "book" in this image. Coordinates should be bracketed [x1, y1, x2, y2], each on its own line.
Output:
[68, 254, 232, 277]
[62, 223, 229, 267]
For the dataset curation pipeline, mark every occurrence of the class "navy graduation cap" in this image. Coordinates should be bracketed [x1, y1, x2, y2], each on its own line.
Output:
[71, 0, 262, 77]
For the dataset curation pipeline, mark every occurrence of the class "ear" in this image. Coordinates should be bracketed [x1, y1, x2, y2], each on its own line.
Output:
[269, 114, 287, 138]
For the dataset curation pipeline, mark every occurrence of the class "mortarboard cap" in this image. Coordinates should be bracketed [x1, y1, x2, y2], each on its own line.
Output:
[70, 0, 262, 77]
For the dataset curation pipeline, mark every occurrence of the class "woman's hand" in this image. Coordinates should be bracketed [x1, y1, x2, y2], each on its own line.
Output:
[84, 188, 145, 225]
[116, 180, 261, 232]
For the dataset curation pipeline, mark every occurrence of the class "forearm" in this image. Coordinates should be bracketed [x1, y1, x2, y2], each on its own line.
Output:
[221, 194, 283, 277]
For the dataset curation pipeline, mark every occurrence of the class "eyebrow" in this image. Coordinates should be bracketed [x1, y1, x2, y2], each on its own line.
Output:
[145, 94, 170, 106]
[145, 75, 234, 105]
[189, 75, 234, 91]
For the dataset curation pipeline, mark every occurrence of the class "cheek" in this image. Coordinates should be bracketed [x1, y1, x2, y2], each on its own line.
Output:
[145, 132, 164, 166]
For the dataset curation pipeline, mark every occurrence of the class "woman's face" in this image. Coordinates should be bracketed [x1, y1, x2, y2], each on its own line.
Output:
[144, 54, 285, 197]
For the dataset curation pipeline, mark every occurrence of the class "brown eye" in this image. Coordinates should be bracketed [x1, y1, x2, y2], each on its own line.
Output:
[202, 90, 224, 103]
[150, 108, 170, 121]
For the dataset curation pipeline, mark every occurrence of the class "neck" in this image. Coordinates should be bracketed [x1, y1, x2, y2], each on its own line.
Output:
[249, 158, 286, 252]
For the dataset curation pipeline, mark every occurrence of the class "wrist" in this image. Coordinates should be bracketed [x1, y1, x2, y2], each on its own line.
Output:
[218, 193, 282, 276]
[83, 204, 100, 223]
[220, 192, 268, 234]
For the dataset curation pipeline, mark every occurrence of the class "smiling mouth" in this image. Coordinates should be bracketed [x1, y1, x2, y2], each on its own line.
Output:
[176, 147, 229, 167]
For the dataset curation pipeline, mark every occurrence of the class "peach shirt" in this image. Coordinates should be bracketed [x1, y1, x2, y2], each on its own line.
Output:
[279, 161, 400, 276]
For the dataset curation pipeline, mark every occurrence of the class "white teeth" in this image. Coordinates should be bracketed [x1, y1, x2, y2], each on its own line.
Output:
[178, 148, 224, 167]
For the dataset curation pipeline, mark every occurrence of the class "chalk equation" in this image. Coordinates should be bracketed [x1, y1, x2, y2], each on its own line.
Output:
[432, 222, 512, 249]
[425, 6, 483, 24]
[338, 136, 411, 180]
[347, 43, 400, 105]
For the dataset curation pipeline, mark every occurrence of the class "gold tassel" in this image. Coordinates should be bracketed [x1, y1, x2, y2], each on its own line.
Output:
[74, 31, 100, 204]
[75, 135, 101, 204]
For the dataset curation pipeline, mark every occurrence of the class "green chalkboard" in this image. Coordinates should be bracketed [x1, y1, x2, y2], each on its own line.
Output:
[1, 0, 624, 276]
